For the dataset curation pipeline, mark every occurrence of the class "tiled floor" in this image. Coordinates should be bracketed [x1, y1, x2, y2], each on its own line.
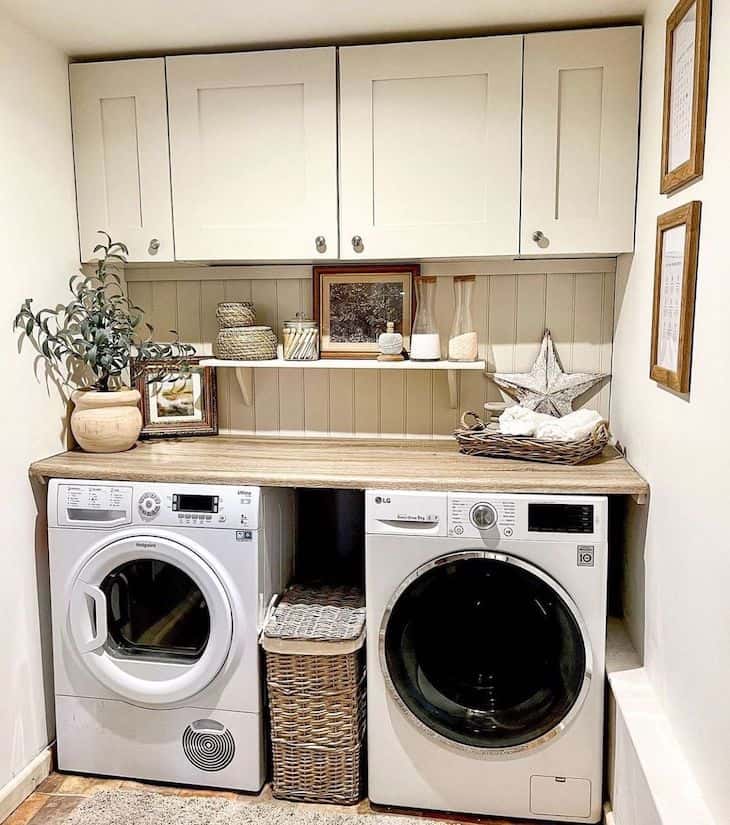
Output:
[2, 772, 556, 825]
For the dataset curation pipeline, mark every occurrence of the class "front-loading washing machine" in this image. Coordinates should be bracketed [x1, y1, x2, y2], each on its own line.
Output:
[365, 490, 608, 823]
[48, 479, 294, 790]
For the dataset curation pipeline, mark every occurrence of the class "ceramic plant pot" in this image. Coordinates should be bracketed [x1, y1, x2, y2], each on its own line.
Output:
[70, 388, 142, 453]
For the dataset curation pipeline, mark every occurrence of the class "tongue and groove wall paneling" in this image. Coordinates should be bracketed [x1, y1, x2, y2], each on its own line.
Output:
[126, 261, 615, 438]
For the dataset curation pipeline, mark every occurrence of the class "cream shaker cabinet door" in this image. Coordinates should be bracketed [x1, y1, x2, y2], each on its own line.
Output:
[339, 37, 522, 260]
[521, 27, 641, 256]
[167, 48, 338, 261]
[70, 59, 174, 263]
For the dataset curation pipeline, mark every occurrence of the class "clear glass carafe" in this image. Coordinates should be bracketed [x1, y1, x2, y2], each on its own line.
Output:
[410, 277, 441, 361]
[448, 275, 478, 361]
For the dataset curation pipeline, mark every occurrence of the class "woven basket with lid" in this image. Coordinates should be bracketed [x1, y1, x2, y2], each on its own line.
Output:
[216, 301, 255, 328]
[262, 584, 366, 805]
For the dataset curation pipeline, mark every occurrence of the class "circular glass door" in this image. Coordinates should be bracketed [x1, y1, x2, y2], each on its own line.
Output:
[381, 552, 591, 755]
[69, 535, 233, 706]
[101, 559, 211, 662]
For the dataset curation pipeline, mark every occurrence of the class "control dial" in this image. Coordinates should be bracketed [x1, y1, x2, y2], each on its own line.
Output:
[138, 492, 161, 520]
[470, 502, 497, 530]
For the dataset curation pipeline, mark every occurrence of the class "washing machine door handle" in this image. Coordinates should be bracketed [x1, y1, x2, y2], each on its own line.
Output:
[74, 583, 108, 653]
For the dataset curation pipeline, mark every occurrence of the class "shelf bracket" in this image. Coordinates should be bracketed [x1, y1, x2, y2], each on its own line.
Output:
[234, 367, 253, 406]
[632, 492, 648, 505]
[448, 370, 458, 410]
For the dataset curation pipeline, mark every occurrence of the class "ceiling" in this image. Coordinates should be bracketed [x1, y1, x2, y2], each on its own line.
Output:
[0, 0, 646, 58]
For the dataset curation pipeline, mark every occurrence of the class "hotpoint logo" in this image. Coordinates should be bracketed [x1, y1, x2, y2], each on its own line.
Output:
[135, 541, 157, 549]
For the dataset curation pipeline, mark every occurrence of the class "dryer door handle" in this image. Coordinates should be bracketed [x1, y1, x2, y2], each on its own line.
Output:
[80, 584, 108, 653]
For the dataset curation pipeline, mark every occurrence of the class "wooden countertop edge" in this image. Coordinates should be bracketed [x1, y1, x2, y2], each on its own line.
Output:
[28, 437, 649, 498]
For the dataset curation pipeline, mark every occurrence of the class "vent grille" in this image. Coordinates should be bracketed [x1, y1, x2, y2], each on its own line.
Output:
[182, 720, 235, 772]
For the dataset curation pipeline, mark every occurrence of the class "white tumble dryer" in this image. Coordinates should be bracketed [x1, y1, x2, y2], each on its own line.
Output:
[47, 479, 294, 790]
[365, 490, 608, 823]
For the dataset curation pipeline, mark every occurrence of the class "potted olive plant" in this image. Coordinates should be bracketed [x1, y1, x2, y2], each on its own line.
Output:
[14, 233, 194, 453]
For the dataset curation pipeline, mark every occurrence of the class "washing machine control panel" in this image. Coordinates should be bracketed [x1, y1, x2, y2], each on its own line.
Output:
[447, 493, 606, 541]
[449, 496, 516, 538]
[131, 483, 259, 529]
[52, 481, 260, 530]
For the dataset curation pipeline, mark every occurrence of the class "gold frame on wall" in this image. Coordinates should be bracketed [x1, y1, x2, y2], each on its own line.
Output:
[660, 0, 711, 193]
[650, 201, 701, 393]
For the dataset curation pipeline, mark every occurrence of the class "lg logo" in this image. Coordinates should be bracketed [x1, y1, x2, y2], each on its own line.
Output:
[374, 496, 391, 504]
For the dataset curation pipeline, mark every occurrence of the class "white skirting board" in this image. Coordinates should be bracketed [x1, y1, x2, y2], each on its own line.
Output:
[0, 746, 53, 822]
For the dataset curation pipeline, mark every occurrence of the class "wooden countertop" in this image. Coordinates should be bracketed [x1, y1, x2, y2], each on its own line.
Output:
[29, 436, 648, 499]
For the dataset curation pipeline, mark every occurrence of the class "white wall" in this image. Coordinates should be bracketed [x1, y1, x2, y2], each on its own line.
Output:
[610, 1, 730, 822]
[0, 10, 79, 793]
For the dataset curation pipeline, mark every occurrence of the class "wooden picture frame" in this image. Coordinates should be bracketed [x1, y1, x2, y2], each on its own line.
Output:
[650, 201, 701, 393]
[134, 356, 218, 438]
[313, 264, 420, 359]
[660, 0, 711, 193]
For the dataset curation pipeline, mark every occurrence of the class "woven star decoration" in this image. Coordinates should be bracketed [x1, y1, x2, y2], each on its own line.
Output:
[492, 329, 608, 417]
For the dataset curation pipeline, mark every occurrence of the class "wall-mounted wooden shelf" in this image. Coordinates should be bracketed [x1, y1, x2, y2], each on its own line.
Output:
[200, 357, 486, 409]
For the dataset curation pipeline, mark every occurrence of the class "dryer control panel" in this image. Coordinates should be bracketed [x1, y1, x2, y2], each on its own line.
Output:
[50, 480, 260, 530]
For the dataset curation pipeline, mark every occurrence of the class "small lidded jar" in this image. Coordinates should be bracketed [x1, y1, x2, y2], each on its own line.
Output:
[448, 274, 478, 361]
[282, 314, 319, 361]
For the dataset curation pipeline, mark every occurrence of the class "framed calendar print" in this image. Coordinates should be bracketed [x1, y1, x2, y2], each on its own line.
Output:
[650, 202, 701, 393]
[660, 0, 711, 193]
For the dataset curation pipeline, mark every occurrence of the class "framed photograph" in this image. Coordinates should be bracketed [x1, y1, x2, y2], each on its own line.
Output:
[134, 357, 218, 438]
[660, 0, 711, 193]
[313, 265, 419, 359]
[650, 201, 701, 393]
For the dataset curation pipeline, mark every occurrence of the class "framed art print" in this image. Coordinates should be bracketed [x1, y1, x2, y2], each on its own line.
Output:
[134, 356, 218, 438]
[650, 201, 701, 393]
[660, 0, 711, 193]
[313, 264, 419, 359]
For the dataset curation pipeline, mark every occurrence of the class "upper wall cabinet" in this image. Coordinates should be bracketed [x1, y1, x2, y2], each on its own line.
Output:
[338, 37, 523, 260]
[70, 59, 175, 263]
[166, 48, 338, 261]
[521, 27, 641, 256]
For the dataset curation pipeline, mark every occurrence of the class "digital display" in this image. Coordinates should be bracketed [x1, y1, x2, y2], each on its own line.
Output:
[174, 494, 217, 513]
[528, 503, 593, 534]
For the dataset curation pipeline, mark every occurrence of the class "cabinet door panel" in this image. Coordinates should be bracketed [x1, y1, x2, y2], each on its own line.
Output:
[521, 28, 641, 255]
[339, 37, 522, 260]
[70, 59, 174, 263]
[167, 48, 337, 261]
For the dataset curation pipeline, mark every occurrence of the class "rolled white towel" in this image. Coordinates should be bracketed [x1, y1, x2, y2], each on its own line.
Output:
[499, 405, 557, 436]
[535, 409, 604, 442]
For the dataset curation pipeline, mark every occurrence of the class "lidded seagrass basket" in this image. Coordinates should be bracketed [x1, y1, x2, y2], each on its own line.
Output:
[261, 584, 366, 805]
[216, 301, 255, 328]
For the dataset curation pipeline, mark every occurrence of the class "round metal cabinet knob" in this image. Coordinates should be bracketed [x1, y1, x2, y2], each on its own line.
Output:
[148, 238, 161, 255]
[351, 235, 364, 253]
[315, 235, 327, 254]
[532, 230, 545, 243]
[470, 503, 498, 530]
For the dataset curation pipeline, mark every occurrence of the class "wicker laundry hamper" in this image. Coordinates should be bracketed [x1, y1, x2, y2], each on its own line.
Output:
[261, 584, 366, 805]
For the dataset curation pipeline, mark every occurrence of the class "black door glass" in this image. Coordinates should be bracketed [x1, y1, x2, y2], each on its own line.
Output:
[101, 559, 210, 662]
[384, 556, 586, 749]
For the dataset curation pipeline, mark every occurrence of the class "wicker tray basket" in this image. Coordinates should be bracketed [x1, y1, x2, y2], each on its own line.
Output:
[216, 301, 255, 328]
[214, 325, 277, 360]
[262, 585, 366, 805]
[454, 411, 610, 465]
